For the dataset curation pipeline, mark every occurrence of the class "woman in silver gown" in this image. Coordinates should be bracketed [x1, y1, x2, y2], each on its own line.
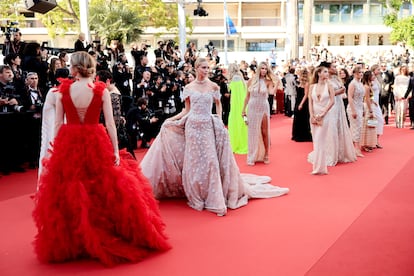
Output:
[140, 58, 289, 216]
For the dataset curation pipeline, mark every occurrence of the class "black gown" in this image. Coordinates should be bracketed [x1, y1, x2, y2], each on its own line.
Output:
[291, 86, 312, 142]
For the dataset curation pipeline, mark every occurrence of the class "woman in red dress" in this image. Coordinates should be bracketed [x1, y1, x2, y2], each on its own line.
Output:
[33, 52, 170, 266]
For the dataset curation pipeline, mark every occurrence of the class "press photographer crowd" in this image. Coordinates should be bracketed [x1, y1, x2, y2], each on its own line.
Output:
[0, 28, 230, 174]
[1, 25, 414, 175]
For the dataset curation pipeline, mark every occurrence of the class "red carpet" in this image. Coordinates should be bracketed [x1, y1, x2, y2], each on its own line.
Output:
[0, 115, 413, 276]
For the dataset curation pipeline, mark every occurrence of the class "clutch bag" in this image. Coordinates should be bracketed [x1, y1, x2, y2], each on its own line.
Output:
[367, 119, 378, 128]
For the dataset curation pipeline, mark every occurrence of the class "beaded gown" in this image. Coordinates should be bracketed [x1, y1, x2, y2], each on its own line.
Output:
[246, 79, 271, 164]
[372, 78, 384, 135]
[347, 79, 365, 143]
[140, 88, 289, 216]
[309, 77, 356, 164]
[33, 79, 170, 266]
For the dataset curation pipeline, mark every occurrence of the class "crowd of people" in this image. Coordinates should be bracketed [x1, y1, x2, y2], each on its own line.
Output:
[2, 28, 414, 267]
[1, 31, 414, 176]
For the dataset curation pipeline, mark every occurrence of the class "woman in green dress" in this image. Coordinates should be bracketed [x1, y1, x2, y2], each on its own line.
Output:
[227, 63, 248, 154]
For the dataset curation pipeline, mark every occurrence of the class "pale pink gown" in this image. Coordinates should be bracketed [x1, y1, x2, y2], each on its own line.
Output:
[308, 83, 334, 174]
[247, 79, 270, 164]
[140, 88, 289, 215]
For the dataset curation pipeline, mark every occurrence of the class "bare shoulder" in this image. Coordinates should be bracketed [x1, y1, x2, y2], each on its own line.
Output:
[210, 80, 219, 91]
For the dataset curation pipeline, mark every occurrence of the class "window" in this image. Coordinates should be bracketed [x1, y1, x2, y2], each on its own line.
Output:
[401, 2, 411, 18]
[354, 34, 360, 46]
[314, 35, 321, 46]
[379, 35, 384, 45]
[329, 5, 340, 23]
[208, 40, 235, 51]
[340, 35, 345, 46]
[314, 5, 324, 22]
[340, 4, 351, 23]
[353, 5, 363, 23]
[246, 40, 276, 52]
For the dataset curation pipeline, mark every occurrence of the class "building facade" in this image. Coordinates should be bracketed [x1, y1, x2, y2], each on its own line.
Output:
[1, 0, 413, 63]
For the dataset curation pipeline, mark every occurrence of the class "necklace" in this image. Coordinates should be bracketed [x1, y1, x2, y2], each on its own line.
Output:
[195, 79, 207, 84]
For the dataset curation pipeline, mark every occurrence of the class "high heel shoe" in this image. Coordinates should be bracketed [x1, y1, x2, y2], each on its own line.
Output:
[263, 155, 270, 164]
[362, 147, 372, 153]
[356, 152, 364, 157]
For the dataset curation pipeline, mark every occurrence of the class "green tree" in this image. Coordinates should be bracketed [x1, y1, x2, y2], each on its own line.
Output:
[0, 0, 25, 29]
[2, 0, 190, 43]
[89, 1, 143, 44]
[383, 0, 414, 47]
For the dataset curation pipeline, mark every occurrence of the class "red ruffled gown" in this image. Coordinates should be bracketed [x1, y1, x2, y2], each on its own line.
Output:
[33, 79, 171, 266]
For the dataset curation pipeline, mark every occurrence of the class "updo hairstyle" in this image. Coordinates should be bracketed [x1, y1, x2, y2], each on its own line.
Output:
[70, 51, 96, 78]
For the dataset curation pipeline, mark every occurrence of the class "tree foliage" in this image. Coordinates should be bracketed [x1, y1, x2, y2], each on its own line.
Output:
[383, 0, 414, 47]
[1, 0, 191, 44]
[89, 1, 143, 44]
[0, 0, 25, 29]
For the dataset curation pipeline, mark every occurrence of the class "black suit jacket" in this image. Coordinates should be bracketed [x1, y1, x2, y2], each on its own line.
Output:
[404, 75, 414, 99]
[381, 70, 394, 95]
[74, 39, 91, 52]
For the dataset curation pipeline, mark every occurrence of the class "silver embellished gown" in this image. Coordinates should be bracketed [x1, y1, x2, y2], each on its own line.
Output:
[140, 88, 289, 215]
[347, 79, 365, 143]
[247, 79, 270, 164]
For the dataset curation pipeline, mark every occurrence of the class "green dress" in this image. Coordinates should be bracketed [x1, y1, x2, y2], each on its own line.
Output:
[228, 76, 248, 154]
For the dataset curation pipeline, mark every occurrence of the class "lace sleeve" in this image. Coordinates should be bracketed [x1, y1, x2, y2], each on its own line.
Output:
[111, 93, 122, 127]
[212, 89, 221, 100]
[183, 87, 191, 100]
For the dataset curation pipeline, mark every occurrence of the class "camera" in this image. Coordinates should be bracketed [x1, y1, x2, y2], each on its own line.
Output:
[145, 44, 151, 48]
[13, 105, 25, 112]
[0, 21, 19, 40]
[34, 101, 43, 113]
[149, 109, 164, 119]
[205, 41, 214, 56]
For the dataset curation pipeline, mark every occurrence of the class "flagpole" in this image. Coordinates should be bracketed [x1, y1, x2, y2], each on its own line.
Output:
[223, 0, 228, 66]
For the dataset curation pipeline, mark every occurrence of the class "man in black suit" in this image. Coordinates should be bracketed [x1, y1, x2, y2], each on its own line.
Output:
[154, 41, 166, 60]
[404, 72, 414, 129]
[379, 64, 394, 124]
[126, 97, 160, 149]
[74, 33, 92, 52]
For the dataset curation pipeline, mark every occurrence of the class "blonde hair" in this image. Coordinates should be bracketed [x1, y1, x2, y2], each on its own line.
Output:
[249, 61, 279, 90]
[194, 57, 208, 69]
[70, 51, 96, 78]
[227, 63, 243, 81]
[298, 68, 309, 86]
[370, 64, 380, 72]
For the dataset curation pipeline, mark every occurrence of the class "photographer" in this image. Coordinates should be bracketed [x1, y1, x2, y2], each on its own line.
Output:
[2, 27, 26, 57]
[0, 65, 26, 174]
[210, 68, 230, 125]
[133, 70, 152, 103]
[22, 72, 44, 167]
[21, 42, 49, 92]
[0, 65, 22, 113]
[112, 54, 132, 116]
[154, 57, 168, 79]
[131, 42, 149, 66]
[4, 53, 25, 95]
[154, 41, 166, 60]
[133, 55, 150, 93]
[150, 74, 171, 123]
[74, 32, 92, 52]
[126, 97, 160, 149]
[184, 42, 197, 66]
